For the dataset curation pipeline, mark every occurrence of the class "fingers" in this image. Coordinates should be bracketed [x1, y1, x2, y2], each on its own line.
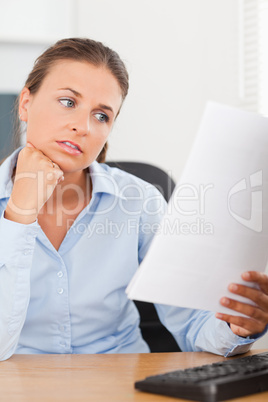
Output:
[242, 271, 268, 294]
[50, 162, 64, 183]
[215, 271, 268, 337]
[46, 162, 64, 183]
[219, 296, 268, 323]
[23, 144, 64, 182]
[215, 312, 264, 336]
[226, 281, 268, 312]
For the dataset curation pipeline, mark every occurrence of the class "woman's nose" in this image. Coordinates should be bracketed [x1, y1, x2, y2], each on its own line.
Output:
[71, 110, 90, 135]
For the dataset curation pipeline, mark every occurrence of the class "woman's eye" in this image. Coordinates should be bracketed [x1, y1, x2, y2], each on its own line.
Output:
[60, 99, 75, 108]
[95, 113, 109, 123]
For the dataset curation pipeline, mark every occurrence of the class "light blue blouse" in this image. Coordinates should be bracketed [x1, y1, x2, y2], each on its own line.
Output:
[0, 147, 264, 361]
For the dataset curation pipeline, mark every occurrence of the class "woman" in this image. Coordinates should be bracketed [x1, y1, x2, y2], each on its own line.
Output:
[0, 38, 267, 361]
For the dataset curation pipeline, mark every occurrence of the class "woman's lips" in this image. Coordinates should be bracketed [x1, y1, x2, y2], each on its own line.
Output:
[56, 141, 82, 155]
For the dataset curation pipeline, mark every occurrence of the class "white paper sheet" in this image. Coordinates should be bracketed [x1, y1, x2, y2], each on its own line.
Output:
[126, 101, 268, 316]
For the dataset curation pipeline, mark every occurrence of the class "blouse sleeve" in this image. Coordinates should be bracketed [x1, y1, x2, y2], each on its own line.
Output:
[0, 211, 39, 361]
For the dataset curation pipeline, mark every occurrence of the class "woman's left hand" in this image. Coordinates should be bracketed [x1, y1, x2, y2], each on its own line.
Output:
[216, 271, 268, 338]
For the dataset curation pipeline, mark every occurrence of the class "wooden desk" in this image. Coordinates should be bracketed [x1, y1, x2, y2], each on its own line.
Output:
[0, 350, 267, 401]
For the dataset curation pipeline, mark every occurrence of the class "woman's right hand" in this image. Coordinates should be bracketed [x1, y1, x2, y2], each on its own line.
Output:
[5, 143, 64, 224]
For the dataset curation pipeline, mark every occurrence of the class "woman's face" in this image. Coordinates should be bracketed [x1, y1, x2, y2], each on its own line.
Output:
[19, 60, 123, 173]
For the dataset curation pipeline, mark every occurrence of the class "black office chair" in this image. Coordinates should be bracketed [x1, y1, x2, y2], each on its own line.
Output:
[106, 161, 181, 352]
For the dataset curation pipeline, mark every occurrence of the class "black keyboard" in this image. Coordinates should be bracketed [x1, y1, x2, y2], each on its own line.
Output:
[135, 352, 268, 401]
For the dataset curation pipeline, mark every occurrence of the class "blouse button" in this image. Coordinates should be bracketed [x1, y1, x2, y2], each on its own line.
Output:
[26, 234, 33, 242]
[57, 288, 64, 295]
[57, 271, 63, 278]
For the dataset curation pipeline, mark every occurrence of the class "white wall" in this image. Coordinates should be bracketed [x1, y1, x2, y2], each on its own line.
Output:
[77, 0, 242, 182]
[0, 0, 241, 182]
[0, 0, 76, 94]
[0, 0, 267, 349]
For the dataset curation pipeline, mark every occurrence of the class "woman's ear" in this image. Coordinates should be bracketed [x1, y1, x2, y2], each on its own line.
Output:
[19, 87, 31, 122]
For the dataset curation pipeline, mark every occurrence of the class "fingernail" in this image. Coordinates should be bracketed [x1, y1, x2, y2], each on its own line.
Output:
[222, 297, 230, 306]
[243, 272, 251, 280]
[216, 313, 223, 319]
[229, 283, 238, 292]
[26, 142, 35, 148]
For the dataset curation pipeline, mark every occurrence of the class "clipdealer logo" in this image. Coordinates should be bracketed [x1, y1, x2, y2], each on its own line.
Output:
[227, 170, 263, 232]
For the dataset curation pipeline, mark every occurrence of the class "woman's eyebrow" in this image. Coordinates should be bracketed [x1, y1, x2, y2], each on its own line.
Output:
[98, 104, 114, 115]
[58, 87, 82, 97]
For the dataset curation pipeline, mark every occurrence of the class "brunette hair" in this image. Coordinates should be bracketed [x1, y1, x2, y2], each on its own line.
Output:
[10, 38, 129, 164]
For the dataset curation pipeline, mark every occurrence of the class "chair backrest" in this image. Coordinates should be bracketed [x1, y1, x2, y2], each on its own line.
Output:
[106, 161, 181, 352]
